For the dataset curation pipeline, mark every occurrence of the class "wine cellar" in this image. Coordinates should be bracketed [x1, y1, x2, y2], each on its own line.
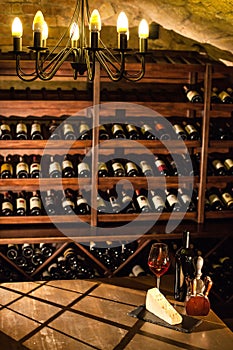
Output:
[0, 49, 233, 332]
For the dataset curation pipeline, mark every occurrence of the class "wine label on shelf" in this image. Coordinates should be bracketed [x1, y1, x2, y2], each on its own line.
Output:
[140, 160, 152, 172]
[125, 162, 137, 173]
[62, 199, 74, 208]
[16, 122, 27, 134]
[0, 124, 11, 132]
[141, 124, 152, 133]
[79, 122, 89, 133]
[78, 162, 90, 173]
[184, 124, 197, 134]
[112, 162, 124, 172]
[31, 123, 41, 134]
[112, 124, 124, 134]
[1, 163, 13, 174]
[167, 194, 178, 207]
[126, 124, 137, 132]
[151, 195, 165, 209]
[137, 195, 150, 209]
[2, 201, 13, 211]
[16, 162, 29, 174]
[63, 123, 74, 134]
[30, 163, 41, 173]
[49, 161, 61, 173]
[16, 197, 26, 210]
[76, 197, 88, 206]
[212, 159, 224, 170]
[224, 158, 233, 170]
[222, 192, 233, 205]
[155, 159, 166, 172]
[62, 160, 73, 169]
[30, 196, 41, 210]
[209, 194, 219, 204]
[186, 90, 199, 101]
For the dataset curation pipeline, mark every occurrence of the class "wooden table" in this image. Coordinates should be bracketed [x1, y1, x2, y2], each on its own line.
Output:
[0, 277, 232, 349]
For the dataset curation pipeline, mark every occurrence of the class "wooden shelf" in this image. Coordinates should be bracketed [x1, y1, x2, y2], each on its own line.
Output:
[98, 212, 197, 223]
[205, 211, 233, 219]
[0, 215, 91, 224]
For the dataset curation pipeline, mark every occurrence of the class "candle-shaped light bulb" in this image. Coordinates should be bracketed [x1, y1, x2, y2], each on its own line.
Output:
[89, 9, 101, 49]
[139, 19, 149, 52]
[42, 21, 48, 47]
[70, 22, 79, 48]
[12, 17, 23, 52]
[32, 10, 45, 48]
[117, 12, 128, 50]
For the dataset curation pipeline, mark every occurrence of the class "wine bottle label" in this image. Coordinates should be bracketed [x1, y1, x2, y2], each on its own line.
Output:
[16, 197, 26, 210]
[62, 160, 73, 169]
[141, 124, 152, 133]
[76, 197, 88, 206]
[62, 199, 74, 208]
[222, 192, 233, 205]
[209, 194, 219, 204]
[155, 123, 164, 131]
[224, 158, 233, 170]
[16, 122, 27, 134]
[49, 161, 61, 174]
[125, 162, 137, 173]
[1, 124, 11, 132]
[45, 196, 54, 207]
[98, 162, 108, 171]
[63, 123, 74, 134]
[16, 162, 29, 175]
[132, 265, 145, 276]
[79, 123, 89, 133]
[212, 159, 224, 170]
[181, 194, 191, 204]
[1, 163, 13, 174]
[184, 124, 197, 135]
[97, 195, 106, 207]
[137, 195, 150, 209]
[126, 124, 137, 132]
[58, 255, 66, 263]
[218, 91, 230, 101]
[78, 162, 90, 173]
[167, 194, 178, 207]
[122, 194, 132, 204]
[30, 196, 41, 210]
[48, 263, 58, 272]
[99, 125, 107, 132]
[30, 162, 41, 174]
[111, 124, 124, 134]
[112, 162, 124, 172]
[173, 124, 185, 134]
[63, 248, 75, 258]
[151, 195, 165, 209]
[155, 159, 166, 172]
[2, 201, 13, 211]
[140, 160, 152, 173]
[187, 90, 199, 101]
[31, 123, 41, 135]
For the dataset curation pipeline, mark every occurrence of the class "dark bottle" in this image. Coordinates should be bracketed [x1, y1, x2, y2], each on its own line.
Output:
[178, 188, 196, 212]
[99, 125, 109, 140]
[77, 158, 90, 178]
[48, 262, 60, 279]
[75, 191, 90, 215]
[165, 189, 182, 212]
[16, 191, 27, 216]
[183, 85, 203, 103]
[141, 123, 156, 140]
[39, 243, 54, 258]
[29, 191, 42, 215]
[49, 120, 61, 140]
[44, 190, 56, 215]
[31, 120, 43, 140]
[6, 244, 19, 260]
[62, 155, 75, 178]
[22, 243, 34, 259]
[31, 247, 44, 266]
[111, 124, 126, 139]
[120, 190, 137, 213]
[207, 187, 224, 211]
[125, 161, 139, 177]
[217, 88, 233, 104]
[154, 155, 170, 176]
[166, 155, 179, 176]
[57, 255, 67, 271]
[0, 155, 13, 179]
[220, 187, 233, 210]
[0, 121, 12, 140]
[1, 192, 13, 216]
[172, 123, 188, 140]
[49, 156, 62, 178]
[150, 189, 166, 213]
[63, 247, 79, 269]
[224, 158, 233, 175]
[209, 121, 227, 141]
[78, 121, 91, 140]
[111, 159, 125, 177]
[201, 87, 220, 103]
[140, 160, 154, 177]
[182, 121, 200, 140]
[30, 155, 41, 178]
[211, 157, 226, 176]
[16, 120, 27, 140]
[107, 188, 121, 213]
[62, 121, 76, 140]
[131, 265, 146, 277]
[97, 193, 108, 213]
[135, 189, 151, 213]
[15, 256, 27, 268]
[154, 120, 171, 140]
[98, 161, 109, 177]
[62, 189, 75, 215]
[125, 124, 140, 139]
[16, 155, 29, 178]
[174, 230, 196, 301]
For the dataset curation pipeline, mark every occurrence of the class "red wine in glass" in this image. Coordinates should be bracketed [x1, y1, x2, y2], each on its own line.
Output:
[148, 243, 170, 289]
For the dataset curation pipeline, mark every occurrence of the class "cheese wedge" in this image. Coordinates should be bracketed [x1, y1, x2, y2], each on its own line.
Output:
[146, 287, 182, 325]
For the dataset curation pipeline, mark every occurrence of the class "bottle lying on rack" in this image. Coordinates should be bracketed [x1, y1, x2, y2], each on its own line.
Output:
[16, 120, 28, 140]
[208, 155, 233, 176]
[213, 87, 233, 104]
[31, 120, 43, 140]
[0, 155, 13, 179]
[183, 85, 203, 103]
[0, 120, 12, 140]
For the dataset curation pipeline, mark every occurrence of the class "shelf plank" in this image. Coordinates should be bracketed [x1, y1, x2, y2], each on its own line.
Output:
[0, 140, 92, 151]
[98, 212, 197, 223]
[0, 215, 91, 224]
[205, 211, 233, 219]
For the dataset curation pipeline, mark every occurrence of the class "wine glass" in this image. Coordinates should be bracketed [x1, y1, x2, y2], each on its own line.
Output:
[148, 243, 170, 290]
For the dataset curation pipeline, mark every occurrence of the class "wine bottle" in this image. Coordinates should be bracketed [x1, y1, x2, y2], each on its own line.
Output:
[31, 247, 44, 266]
[98, 161, 109, 177]
[139, 160, 154, 177]
[0, 155, 13, 179]
[48, 120, 61, 140]
[154, 120, 171, 140]
[217, 88, 233, 104]
[120, 190, 137, 213]
[62, 155, 75, 178]
[125, 124, 140, 139]
[48, 262, 60, 279]
[178, 188, 196, 212]
[31, 120, 43, 140]
[182, 121, 200, 140]
[62, 189, 75, 214]
[6, 244, 19, 260]
[29, 191, 42, 215]
[63, 247, 78, 269]
[39, 243, 54, 258]
[150, 189, 166, 213]
[99, 125, 109, 140]
[111, 123, 126, 139]
[107, 188, 121, 213]
[135, 189, 151, 213]
[141, 123, 156, 140]
[16, 191, 27, 216]
[211, 158, 226, 176]
[1, 192, 13, 216]
[154, 155, 170, 176]
[206, 187, 224, 211]
[22, 243, 34, 259]
[172, 123, 188, 140]
[78, 121, 91, 140]
[183, 85, 203, 103]
[77, 158, 90, 178]
[220, 187, 233, 210]
[96, 193, 107, 213]
[62, 121, 76, 140]
[0, 121, 12, 140]
[111, 159, 125, 177]
[30, 155, 41, 178]
[49, 156, 62, 178]
[131, 265, 146, 277]
[166, 155, 179, 176]
[44, 190, 56, 215]
[174, 230, 196, 301]
[224, 158, 233, 175]
[125, 160, 139, 177]
[16, 120, 27, 140]
[165, 189, 182, 212]
[75, 190, 90, 215]
[16, 155, 29, 178]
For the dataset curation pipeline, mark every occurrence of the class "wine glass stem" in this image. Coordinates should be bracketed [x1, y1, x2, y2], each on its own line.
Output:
[157, 276, 160, 290]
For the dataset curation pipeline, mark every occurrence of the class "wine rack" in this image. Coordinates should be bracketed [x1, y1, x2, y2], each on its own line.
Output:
[0, 50, 232, 297]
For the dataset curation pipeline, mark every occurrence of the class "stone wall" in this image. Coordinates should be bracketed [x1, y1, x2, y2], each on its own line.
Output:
[1, 0, 233, 62]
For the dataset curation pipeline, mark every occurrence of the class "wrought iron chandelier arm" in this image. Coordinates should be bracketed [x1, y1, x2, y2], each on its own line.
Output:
[85, 50, 95, 81]
[15, 54, 39, 81]
[96, 51, 125, 82]
[122, 54, 146, 82]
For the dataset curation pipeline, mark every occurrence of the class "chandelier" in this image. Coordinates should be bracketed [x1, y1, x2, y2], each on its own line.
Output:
[11, 0, 150, 82]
